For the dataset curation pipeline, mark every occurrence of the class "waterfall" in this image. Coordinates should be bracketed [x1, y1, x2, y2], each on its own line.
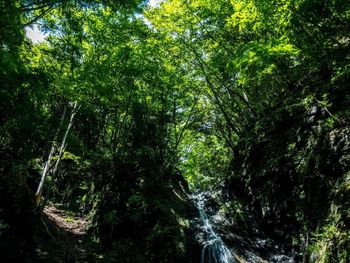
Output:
[192, 193, 236, 263]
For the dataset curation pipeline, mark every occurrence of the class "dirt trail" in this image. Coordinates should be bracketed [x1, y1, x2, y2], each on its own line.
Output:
[36, 205, 92, 262]
[44, 206, 90, 235]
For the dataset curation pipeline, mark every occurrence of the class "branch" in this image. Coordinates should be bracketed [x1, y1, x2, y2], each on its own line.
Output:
[23, 6, 55, 27]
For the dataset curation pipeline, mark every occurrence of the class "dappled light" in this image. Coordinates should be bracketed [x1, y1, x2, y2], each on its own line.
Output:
[0, 0, 349, 262]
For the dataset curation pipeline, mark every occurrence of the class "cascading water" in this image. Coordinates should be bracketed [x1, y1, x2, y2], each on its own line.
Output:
[191, 192, 295, 263]
[192, 193, 236, 263]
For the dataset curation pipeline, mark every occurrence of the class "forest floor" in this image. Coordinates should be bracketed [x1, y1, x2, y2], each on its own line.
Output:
[44, 205, 89, 235]
[35, 204, 93, 262]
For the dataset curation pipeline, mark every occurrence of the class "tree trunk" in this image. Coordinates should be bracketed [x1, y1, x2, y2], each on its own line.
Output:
[35, 102, 78, 209]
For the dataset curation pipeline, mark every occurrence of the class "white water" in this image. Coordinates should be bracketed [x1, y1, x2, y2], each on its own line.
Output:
[192, 193, 236, 263]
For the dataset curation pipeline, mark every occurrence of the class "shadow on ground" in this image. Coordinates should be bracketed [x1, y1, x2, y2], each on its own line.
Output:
[35, 205, 98, 263]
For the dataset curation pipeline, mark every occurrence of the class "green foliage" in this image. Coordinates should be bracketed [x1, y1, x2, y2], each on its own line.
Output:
[1, 0, 349, 261]
[179, 131, 230, 190]
[308, 172, 350, 262]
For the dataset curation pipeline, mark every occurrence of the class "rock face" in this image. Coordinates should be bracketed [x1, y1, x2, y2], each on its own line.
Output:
[191, 191, 294, 263]
[222, 103, 350, 262]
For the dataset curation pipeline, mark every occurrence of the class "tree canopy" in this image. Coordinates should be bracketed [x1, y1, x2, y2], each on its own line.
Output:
[0, 0, 349, 262]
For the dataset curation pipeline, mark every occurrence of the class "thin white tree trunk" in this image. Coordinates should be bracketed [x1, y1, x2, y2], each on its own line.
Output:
[35, 141, 56, 203]
[40, 102, 78, 210]
[52, 102, 78, 178]
[35, 102, 78, 206]
[35, 106, 67, 204]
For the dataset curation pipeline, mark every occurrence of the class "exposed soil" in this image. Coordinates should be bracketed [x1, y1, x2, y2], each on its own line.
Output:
[44, 206, 89, 235]
[35, 205, 93, 263]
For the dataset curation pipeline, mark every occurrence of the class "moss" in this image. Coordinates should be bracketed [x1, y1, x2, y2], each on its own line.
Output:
[225, 95, 350, 260]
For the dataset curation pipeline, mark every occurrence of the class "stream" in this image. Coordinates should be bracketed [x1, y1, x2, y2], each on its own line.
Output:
[191, 192, 295, 263]
[192, 192, 237, 263]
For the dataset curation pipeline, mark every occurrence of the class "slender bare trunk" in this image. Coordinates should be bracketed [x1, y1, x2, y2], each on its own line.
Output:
[35, 141, 56, 204]
[35, 106, 67, 204]
[35, 102, 78, 209]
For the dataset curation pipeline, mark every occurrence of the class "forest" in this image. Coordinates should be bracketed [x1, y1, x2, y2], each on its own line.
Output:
[0, 0, 349, 262]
